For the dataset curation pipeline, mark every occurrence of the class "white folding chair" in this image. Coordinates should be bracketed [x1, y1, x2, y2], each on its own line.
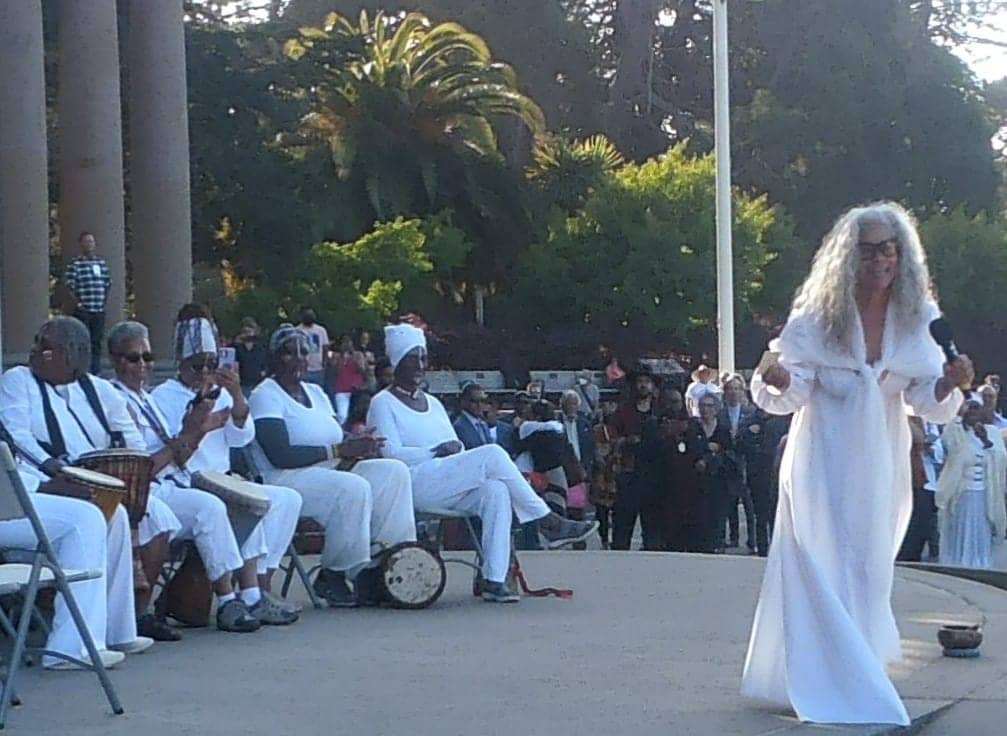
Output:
[415, 508, 487, 594]
[0, 443, 123, 727]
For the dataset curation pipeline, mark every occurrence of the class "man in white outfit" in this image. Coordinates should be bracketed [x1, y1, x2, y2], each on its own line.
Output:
[0, 317, 158, 664]
[151, 311, 303, 620]
[108, 320, 295, 630]
[367, 324, 597, 603]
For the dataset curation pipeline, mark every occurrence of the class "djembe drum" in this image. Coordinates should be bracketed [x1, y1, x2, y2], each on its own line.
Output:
[74, 449, 153, 526]
[58, 466, 127, 522]
[191, 471, 271, 546]
[74, 449, 155, 596]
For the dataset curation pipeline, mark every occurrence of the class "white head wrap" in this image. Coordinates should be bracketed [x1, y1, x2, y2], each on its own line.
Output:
[175, 318, 218, 361]
[384, 323, 426, 370]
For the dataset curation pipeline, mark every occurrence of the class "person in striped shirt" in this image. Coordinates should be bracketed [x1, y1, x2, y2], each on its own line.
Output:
[64, 231, 111, 374]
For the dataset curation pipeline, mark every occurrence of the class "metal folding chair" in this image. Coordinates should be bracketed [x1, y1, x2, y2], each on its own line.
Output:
[229, 447, 323, 609]
[0, 443, 124, 727]
[416, 508, 487, 595]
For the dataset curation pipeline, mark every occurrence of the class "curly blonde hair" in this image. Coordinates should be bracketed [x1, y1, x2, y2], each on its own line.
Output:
[791, 201, 932, 352]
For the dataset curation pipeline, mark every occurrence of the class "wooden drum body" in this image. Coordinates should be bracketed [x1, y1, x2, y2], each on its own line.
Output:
[59, 466, 127, 523]
[75, 449, 153, 527]
[191, 471, 271, 547]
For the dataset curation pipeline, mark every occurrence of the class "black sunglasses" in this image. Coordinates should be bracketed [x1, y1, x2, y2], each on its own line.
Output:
[188, 356, 219, 372]
[118, 351, 155, 364]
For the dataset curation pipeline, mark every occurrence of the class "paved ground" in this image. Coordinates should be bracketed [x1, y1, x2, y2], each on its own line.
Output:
[9, 551, 1006, 736]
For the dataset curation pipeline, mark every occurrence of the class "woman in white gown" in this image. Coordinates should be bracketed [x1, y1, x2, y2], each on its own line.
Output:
[741, 202, 971, 726]
[936, 400, 1007, 569]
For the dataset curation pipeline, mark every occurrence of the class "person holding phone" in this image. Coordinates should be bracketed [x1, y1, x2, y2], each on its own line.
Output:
[151, 310, 303, 614]
[740, 202, 972, 726]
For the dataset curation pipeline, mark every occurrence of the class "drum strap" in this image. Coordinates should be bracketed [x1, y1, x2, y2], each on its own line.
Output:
[33, 375, 68, 458]
[78, 374, 125, 449]
[508, 555, 573, 599]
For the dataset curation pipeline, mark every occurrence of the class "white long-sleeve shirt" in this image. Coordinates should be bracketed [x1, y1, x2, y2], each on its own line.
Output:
[0, 366, 145, 463]
[366, 390, 457, 467]
[149, 378, 254, 475]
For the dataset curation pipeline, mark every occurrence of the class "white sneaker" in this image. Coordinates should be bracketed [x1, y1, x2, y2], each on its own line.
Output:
[44, 649, 126, 671]
[109, 636, 154, 654]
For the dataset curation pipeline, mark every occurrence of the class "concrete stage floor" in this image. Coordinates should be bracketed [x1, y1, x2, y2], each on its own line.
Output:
[11, 551, 1007, 736]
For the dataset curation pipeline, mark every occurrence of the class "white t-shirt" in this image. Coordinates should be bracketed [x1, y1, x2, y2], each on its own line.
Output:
[248, 378, 342, 472]
[366, 389, 457, 467]
[298, 323, 330, 373]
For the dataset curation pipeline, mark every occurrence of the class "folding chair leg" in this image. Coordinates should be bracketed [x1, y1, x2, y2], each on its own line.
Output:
[0, 558, 44, 728]
[286, 545, 323, 610]
[0, 606, 23, 710]
[53, 569, 124, 716]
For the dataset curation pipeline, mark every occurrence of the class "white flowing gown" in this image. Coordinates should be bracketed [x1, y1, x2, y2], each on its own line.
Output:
[741, 301, 962, 726]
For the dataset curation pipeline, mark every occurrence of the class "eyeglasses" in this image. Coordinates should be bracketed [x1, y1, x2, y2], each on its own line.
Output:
[858, 237, 899, 260]
[118, 351, 155, 364]
[282, 346, 310, 358]
[188, 356, 218, 372]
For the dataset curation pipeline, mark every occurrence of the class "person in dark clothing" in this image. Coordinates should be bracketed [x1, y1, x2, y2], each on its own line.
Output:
[234, 317, 268, 395]
[611, 365, 661, 550]
[742, 411, 790, 556]
[652, 408, 711, 552]
[696, 393, 739, 553]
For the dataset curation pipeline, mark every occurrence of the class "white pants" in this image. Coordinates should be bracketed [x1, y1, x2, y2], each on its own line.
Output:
[137, 495, 182, 547]
[265, 459, 416, 575]
[153, 481, 266, 583]
[255, 483, 303, 574]
[334, 393, 352, 425]
[411, 444, 550, 582]
[0, 496, 136, 662]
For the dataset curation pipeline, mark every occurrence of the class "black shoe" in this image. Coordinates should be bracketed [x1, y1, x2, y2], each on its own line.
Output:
[539, 518, 599, 549]
[313, 570, 358, 608]
[352, 566, 385, 607]
[216, 599, 261, 633]
[481, 581, 520, 603]
[137, 613, 182, 642]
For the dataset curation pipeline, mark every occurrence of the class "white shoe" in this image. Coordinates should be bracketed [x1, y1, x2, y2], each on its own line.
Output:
[109, 636, 154, 654]
[44, 649, 126, 671]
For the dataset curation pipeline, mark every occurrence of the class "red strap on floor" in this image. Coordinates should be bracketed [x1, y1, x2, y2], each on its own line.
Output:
[510, 557, 573, 599]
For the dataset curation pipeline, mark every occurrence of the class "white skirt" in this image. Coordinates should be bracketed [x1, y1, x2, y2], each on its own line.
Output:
[940, 488, 994, 569]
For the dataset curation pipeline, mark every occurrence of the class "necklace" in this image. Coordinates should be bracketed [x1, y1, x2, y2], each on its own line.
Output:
[393, 384, 420, 400]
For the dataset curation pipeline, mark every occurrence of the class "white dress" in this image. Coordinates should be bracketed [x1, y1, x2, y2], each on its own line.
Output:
[936, 423, 1006, 570]
[741, 302, 962, 726]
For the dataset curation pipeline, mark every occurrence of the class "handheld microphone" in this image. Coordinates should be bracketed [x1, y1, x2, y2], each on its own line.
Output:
[929, 317, 971, 398]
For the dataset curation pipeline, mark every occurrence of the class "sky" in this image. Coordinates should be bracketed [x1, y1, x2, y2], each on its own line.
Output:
[954, 9, 1007, 81]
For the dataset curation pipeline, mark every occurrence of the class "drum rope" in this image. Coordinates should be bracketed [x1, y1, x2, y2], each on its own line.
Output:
[509, 556, 573, 599]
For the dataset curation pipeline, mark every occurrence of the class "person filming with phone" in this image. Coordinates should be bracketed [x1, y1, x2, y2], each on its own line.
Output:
[150, 307, 303, 608]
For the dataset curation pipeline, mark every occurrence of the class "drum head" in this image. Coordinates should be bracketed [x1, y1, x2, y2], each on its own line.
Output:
[76, 449, 151, 462]
[379, 543, 446, 610]
[61, 466, 126, 491]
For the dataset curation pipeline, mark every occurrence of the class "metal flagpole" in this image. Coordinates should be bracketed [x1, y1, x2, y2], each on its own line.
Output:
[713, 0, 735, 374]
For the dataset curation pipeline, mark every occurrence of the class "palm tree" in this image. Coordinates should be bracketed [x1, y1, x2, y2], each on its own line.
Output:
[527, 134, 625, 213]
[285, 10, 546, 220]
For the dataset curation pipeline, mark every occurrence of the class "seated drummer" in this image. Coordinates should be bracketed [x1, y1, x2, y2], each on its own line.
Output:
[0, 317, 176, 651]
[108, 320, 295, 631]
[0, 454, 138, 669]
[248, 325, 416, 607]
[366, 324, 597, 603]
[150, 308, 303, 610]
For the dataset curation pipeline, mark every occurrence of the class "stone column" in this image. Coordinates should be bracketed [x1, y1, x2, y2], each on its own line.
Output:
[0, 1, 50, 365]
[127, 0, 193, 358]
[58, 0, 127, 327]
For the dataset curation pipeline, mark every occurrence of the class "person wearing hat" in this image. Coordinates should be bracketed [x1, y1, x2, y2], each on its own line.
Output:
[151, 309, 304, 624]
[247, 324, 417, 607]
[610, 363, 662, 550]
[685, 364, 722, 418]
[367, 324, 598, 603]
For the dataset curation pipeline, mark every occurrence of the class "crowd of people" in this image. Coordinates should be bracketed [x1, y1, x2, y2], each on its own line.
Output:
[0, 307, 599, 673]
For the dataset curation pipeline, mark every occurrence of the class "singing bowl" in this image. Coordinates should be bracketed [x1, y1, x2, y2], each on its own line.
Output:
[937, 623, 983, 651]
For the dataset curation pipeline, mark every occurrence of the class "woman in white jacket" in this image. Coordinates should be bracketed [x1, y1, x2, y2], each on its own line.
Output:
[741, 202, 971, 726]
[936, 400, 1007, 569]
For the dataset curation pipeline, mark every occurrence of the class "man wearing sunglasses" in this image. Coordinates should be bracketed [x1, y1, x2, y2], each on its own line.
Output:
[0, 316, 185, 663]
[150, 310, 303, 620]
[108, 321, 295, 632]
